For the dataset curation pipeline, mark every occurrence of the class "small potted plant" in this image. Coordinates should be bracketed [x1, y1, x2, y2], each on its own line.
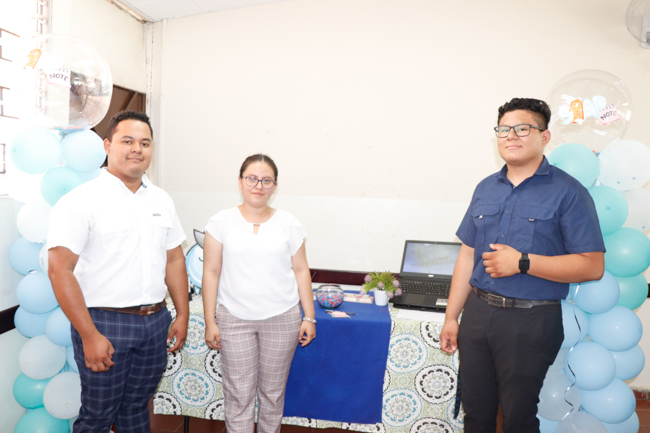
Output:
[361, 272, 403, 306]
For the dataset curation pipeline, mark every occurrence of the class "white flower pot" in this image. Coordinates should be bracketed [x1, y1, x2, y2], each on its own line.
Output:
[374, 289, 388, 306]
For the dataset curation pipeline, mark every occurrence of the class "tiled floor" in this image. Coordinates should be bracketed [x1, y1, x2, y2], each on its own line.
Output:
[147, 396, 650, 432]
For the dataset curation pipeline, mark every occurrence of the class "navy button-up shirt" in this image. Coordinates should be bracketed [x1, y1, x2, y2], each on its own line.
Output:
[456, 157, 605, 300]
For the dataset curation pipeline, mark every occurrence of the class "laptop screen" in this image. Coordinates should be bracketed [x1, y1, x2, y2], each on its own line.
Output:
[400, 241, 462, 277]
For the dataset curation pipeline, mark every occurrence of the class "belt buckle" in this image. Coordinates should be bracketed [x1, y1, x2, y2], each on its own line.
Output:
[140, 305, 156, 316]
[487, 294, 506, 308]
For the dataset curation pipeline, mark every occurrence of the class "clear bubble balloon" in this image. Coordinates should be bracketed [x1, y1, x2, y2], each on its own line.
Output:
[16, 270, 58, 314]
[9, 237, 43, 275]
[603, 227, 650, 277]
[45, 307, 72, 347]
[599, 139, 650, 191]
[61, 129, 106, 173]
[13, 407, 69, 433]
[588, 306, 642, 352]
[547, 70, 632, 152]
[610, 344, 645, 380]
[19, 334, 67, 380]
[561, 301, 589, 349]
[17, 200, 53, 243]
[41, 166, 83, 206]
[5, 164, 45, 203]
[602, 411, 640, 433]
[8, 127, 62, 174]
[622, 187, 650, 232]
[581, 378, 636, 424]
[537, 370, 582, 421]
[547, 143, 599, 188]
[557, 411, 607, 433]
[615, 274, 649, 310]
[17, 34, 113, 130]
[43, 371, 81, 419]
[569, 271, 620, 314]
[564, 342, 615, 391]
[13, 373, 50, 409]
[589, 186, 629, 235]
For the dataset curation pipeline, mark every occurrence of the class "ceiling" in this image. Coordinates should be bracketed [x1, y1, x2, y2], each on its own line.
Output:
[117, 0, 291, 22]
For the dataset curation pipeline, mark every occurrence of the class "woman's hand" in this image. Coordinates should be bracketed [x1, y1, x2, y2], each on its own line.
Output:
[205, 322, 222, 350]
[298, 321, 316, 347]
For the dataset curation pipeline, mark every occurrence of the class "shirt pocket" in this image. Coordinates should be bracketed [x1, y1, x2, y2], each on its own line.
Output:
[97, 215, 135, 253]
[512, 205, 555, 253]
[471, 204, 501, 248]
[152, 215, 173, 249]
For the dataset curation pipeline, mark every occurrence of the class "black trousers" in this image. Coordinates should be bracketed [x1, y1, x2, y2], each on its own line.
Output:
[458, 291, 563, 433]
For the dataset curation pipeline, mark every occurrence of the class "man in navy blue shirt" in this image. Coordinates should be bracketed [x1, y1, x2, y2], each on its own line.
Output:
[440, 98, 605, 433]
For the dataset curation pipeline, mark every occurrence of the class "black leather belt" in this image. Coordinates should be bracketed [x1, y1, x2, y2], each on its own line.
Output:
[472, 287, 560, 309]
[95, 300, 166, 316]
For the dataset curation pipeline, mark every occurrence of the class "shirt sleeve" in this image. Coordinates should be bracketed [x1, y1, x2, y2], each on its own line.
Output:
[47, 194, 90, 255]
[456, 190, 479, 248]
[205, 212, 224, 243]
[288, 215, 307, 256]
[559, 187, 606, 254]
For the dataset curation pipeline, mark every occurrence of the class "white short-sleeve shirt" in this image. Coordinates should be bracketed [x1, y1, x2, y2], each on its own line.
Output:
[47, 169, 187, 308]
[205, 207, 307, 320]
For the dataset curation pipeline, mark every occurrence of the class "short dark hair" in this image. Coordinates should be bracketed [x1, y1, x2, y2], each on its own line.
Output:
[239, 154, 278, 180]
[104, 110, 153, 141]
[497, 98, 552, 130]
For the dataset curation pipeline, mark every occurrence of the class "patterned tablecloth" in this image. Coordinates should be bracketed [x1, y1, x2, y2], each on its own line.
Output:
[153, 296, 464, 433]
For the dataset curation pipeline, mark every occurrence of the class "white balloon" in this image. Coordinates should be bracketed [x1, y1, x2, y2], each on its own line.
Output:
[538, 370, 582, 421]
[557, 411, 607, 433]
[622, 188, 650, 233]
[43, 371, 81, 419]
[5, 164, 45, 203]
[17, 200, 52, 243]
[18, 334, 67, 380]
[598, 139, 650, 191]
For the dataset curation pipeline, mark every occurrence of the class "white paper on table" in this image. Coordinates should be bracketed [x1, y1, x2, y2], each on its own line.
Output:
[395, 308, 445, 322]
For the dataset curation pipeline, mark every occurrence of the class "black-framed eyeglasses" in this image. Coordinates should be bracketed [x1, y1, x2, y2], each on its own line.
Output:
[242, 176, 277, 189]
[494, 124, 545, 138]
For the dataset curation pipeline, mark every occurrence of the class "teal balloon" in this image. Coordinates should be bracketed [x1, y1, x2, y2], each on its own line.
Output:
[570, 271, 620, 314]
[610, 344, 645, 380]
[45, 307, 72, 347]
[590, 185, 629, 235]
[9, 237, 43, 275]
[61, 130, 106, 173]
[14, 307, 50, 338]
[564, 341, 615, 391]
[8, 127, 61, 174]
[40, 167, 83, 206]
[548, 143, 600, 188]
[13, 407, 69, 433]
[13, 373, 50, 409]
[581, 378, 636, 424]
[588, 306, 642, 351]
[602, 411, 639, 433]
[615, 274, 649, 310]
[16, 271, 58, 314]
[604, 227, 650, 277]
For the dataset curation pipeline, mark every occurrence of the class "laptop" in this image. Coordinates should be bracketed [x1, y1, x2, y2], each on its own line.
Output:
[390, 240, 462, 311]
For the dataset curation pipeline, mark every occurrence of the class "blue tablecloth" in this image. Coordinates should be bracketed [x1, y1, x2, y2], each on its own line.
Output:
[284, 295, 392, 423]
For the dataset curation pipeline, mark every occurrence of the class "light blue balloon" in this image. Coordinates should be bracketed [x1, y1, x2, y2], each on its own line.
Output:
[548, 143, 600, 188]
[561, 301, 589, 349]
[8, 127, 62, 174]
[604, 227, 650, 277]
[537, 414, 559, 433]
[61, 129, 106, 173]
[14, 307, 50, 338]
[570, 271, 620, 314]
[45, 307, 72, 347]
[590, 185, 629, 235]
[602, 411, 640, 433]
[564, 342, 615, 390]
[9, 237, 43, 275]
[588, 306, 642, 351]
[581, 378, 636, 424]
[16, 271, 58, 314]
[557, 411, 607, 433]
[615, 274, 649, 310]
[13, 407, 69, 433]
[610, 344, 645, 380]
[78, 168, 101, 183]
[66, 345, 78, 373]
[40, 166, 83, 206]
[13, 373, 50, 409]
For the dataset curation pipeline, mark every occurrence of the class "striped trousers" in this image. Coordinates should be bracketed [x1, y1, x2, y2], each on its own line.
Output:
[216, 303, 302, 433]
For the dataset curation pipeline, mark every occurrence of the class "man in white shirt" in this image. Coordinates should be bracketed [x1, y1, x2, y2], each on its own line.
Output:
[48, 111, 189, 433]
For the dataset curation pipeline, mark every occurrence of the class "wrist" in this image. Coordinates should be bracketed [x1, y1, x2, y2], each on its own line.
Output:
[302, 317, 317, 324]
[519, 253, 530, 274]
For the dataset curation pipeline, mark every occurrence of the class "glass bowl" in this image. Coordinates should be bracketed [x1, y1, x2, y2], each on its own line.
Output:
[316, 285, 344, 308]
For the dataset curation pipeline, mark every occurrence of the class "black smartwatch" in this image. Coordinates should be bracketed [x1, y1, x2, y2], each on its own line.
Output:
[519, 253, 530, 274]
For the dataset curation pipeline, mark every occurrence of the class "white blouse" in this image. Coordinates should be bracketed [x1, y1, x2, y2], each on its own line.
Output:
[205, 207, 307, 320]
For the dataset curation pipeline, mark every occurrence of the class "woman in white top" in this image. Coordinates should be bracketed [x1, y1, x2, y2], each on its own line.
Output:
[202, 154, 316, 433]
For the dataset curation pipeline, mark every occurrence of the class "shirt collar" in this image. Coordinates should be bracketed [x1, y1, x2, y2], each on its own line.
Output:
[497, 156, 550, 181]
[100, 168, 149, 192]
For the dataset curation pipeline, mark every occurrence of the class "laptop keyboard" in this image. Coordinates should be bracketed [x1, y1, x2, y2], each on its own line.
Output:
[399, 279, 450, 296]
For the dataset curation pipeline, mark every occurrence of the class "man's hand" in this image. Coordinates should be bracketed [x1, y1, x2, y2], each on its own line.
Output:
[82, 332, 115, 372]
[482, 243, 520, 278]
[440, 319, 459, 354]
[167, 316, 188, 352]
